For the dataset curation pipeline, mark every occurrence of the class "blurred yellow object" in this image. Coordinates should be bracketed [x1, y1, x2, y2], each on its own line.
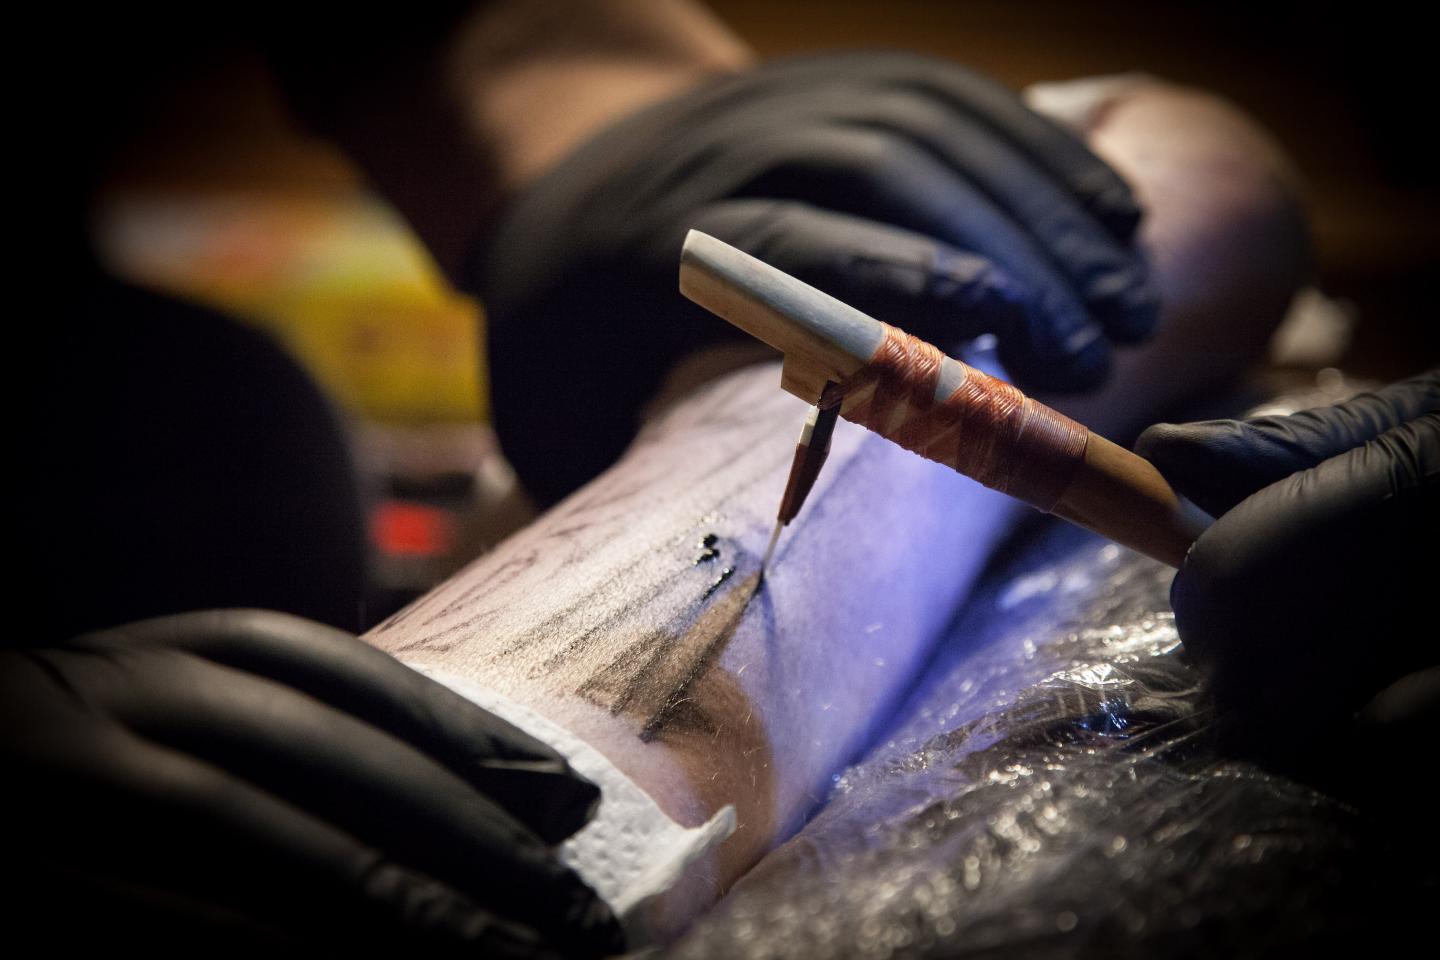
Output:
[96, 188, 487, 424]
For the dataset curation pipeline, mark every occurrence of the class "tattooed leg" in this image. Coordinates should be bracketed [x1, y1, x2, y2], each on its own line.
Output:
[365, 79, 1307, 935]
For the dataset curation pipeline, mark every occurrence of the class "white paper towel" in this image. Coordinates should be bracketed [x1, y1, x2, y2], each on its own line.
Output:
[407, 665, 736, 946]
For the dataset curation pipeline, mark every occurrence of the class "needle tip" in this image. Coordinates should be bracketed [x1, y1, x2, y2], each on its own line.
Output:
[759, 520, 783, 577]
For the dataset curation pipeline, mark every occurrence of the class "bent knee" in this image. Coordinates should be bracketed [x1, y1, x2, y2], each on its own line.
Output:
[1089, 80, 1310, 321]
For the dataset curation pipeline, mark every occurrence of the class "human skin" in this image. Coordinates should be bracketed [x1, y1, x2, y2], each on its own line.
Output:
[363, 74, 1308, 939]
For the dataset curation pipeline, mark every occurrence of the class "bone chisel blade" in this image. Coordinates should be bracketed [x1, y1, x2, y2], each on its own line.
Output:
[760, 395, 840, 577]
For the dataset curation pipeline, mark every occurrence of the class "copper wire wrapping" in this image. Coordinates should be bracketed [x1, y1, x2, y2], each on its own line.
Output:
[829, 322, 1089, 511]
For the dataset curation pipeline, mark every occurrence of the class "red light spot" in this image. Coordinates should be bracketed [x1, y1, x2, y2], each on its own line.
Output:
[371, 500, 454, 557]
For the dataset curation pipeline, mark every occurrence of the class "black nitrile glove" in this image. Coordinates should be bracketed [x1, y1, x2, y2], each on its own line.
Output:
[468, 53, 1159, 503]
[1135, 371, 1438, 776]
[1, 610, 622, 957]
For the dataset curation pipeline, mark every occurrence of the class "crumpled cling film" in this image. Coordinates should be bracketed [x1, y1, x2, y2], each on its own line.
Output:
[671, 378, 1432, 958]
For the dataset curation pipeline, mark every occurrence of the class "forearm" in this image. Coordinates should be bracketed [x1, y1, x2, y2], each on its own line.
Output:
[276, 0, 751, 281]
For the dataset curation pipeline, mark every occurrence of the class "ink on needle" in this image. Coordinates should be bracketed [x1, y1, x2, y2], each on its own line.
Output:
[760, 386, 840, 578]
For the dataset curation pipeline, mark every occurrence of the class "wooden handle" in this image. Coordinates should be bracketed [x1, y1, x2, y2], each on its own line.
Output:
[680, 230, 1210, 567]
[1051, 434, 1211, 568]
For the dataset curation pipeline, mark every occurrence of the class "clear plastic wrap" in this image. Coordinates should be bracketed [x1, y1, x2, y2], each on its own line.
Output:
[670, 378, 1430, 957]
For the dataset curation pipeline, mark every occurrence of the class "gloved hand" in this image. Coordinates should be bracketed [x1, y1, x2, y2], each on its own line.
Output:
[467, 52, 1160, 503]
[1, 610, 622, 957]
[1135, 370, 1438, 775]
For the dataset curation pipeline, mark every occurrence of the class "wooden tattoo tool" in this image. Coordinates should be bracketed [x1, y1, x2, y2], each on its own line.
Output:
[678, 230, 1211, 570]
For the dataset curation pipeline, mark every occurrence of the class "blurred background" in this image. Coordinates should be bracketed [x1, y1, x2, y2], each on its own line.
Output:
[85, 0, 1438, 617]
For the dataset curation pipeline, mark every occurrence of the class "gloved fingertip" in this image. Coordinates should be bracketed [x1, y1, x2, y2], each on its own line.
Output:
[1167, 557, 1218, 663]
[1133, 421, 1192, 462]
[463, 755, 602, 845]
[1091, 183, 1143, 239]
[1061, 321, 1106, 358]
[1135, 420, 1246, 465]
[1136, 419, 1275, 516]
[537, 883, 624, 959]
[1094, 276, 1162, 344]
[1004, 326, 1110, 394]
[1056, 325, 1112, 392]
[571, 892, 627, 955]
[536, 770, 603, 844]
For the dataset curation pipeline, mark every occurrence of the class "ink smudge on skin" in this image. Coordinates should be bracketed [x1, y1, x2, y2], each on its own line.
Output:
[638, 569, 761, 742]
[575, 540, 760, 742]
[703, 566, 735, 599]
[696, 532, 721, 565]
[419, 510, 766, 743]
